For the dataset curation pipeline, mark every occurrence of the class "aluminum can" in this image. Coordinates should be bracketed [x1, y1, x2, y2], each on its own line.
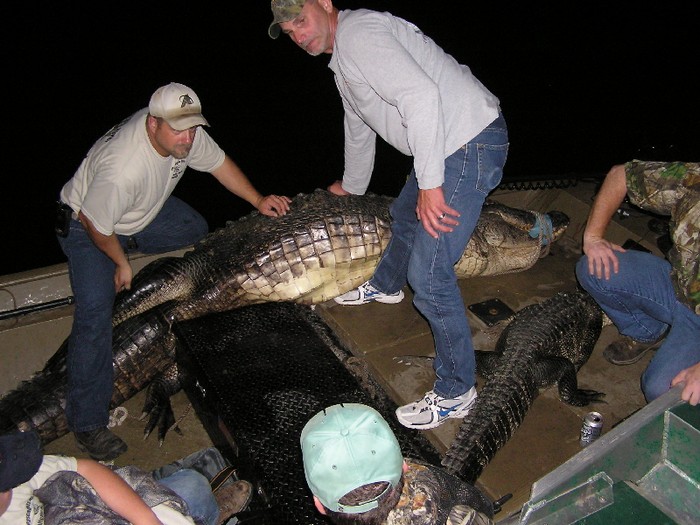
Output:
[579, 411, 603, 447]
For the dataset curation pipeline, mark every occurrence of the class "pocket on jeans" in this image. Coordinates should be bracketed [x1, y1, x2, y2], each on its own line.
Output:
[476, 143, 509, 194]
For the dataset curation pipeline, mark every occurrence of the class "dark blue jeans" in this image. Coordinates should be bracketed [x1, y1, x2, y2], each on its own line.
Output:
[57, 196, 208, 433]
[370, 113, 509, 397]
[576, 250, 700, 401]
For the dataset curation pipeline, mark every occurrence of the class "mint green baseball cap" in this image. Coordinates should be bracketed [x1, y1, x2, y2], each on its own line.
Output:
[268, 0, 306, 39]
[300, 403, 404, 514]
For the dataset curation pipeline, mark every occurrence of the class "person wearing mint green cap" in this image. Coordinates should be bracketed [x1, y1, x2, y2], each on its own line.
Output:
[300, 403, 494, 524]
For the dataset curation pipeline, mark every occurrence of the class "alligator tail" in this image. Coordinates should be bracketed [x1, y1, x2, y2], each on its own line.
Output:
[0, 304, 178, 445]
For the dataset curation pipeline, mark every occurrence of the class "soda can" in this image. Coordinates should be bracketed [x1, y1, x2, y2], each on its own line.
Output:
[579, 411, 603, 447]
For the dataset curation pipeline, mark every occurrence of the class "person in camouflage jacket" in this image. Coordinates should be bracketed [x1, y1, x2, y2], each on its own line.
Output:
[576, 160, 700, 405]
[301, 404, 494, 525]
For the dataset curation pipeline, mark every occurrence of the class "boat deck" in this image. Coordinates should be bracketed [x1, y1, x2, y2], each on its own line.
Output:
[314, 180, 658, 518]
[7, 179, 681, 522]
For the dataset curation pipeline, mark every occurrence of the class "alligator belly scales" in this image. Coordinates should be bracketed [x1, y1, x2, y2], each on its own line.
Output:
[0, 190, 569, 445]
[441, 290, 605, 484]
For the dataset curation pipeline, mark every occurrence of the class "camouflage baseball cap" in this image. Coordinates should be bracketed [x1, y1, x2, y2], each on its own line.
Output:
[269, 0, 306, 39]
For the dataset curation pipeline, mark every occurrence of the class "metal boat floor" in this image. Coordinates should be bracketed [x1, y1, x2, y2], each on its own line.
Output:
[174, 301, 442, 524]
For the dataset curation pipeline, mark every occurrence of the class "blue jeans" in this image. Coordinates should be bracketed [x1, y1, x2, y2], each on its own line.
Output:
[370, 113, 509, 397]
[153, 447, 232, 525]
[57, 196, 208, 432]
[576, 250, 700, 401]
[159, 469, 220, 525]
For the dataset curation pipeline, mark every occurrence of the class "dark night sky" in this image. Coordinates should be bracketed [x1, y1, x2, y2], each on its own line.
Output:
[4, 2, 698, 275]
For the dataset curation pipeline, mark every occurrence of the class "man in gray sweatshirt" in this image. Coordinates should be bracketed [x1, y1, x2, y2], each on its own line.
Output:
[269, 0, 509, 430]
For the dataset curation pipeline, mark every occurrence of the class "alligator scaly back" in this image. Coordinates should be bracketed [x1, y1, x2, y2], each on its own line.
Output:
[112, 190, 394, 325]
[442, 290, 605, 484]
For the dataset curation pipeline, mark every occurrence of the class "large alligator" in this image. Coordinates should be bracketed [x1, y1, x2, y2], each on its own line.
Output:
[0, 190, 569, 445]
[111, 190, 568, 325]
[441, 290, 606, 484]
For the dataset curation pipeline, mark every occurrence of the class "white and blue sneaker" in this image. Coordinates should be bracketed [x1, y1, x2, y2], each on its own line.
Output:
[334, 281, 404, 306]
[396, 388, 477, 429]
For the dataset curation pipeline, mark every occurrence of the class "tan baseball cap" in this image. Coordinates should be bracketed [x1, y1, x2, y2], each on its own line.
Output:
[268, 0, 306, 39]
[148, 82, 209, 131]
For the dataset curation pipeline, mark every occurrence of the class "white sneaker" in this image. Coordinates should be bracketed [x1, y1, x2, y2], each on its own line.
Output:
[396, 388, 477, 430]
[334, 281, 404, 305]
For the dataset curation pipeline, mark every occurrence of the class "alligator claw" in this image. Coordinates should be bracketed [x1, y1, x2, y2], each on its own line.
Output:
[139, 365, 183, 443]
[570, 389, 607, 406]
[142, 394, 175, 440]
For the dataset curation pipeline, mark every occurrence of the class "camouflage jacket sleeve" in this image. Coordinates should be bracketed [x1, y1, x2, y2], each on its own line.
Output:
[386, 459, 494, 524]
[625, 160, 700, 313]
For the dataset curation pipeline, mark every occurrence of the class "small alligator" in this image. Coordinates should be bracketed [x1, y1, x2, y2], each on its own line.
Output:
[441, 290, 606, 484]
[0, 190, 569, 445]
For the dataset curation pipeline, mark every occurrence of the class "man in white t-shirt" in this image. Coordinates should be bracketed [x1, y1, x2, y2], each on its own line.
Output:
[56, 82, 292, 460]
[300, 404, 494, 524]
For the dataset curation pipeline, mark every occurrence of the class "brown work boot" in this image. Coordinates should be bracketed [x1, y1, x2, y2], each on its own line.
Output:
[603, 335, 664, 365]
[215, 480, 253, 524]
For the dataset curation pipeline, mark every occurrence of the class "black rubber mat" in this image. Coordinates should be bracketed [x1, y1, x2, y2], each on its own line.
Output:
[174, 302, 441, 524]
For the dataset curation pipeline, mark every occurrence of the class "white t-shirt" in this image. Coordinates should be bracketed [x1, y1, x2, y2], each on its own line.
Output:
[0, 455, 195, 525]
[59, 108, 225, 236]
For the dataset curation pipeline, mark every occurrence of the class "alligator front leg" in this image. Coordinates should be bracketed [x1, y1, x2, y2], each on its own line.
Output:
[532, 357, 606, 406]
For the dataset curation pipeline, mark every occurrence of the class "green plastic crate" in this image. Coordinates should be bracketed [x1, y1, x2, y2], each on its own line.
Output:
[516, 386, 699, 524]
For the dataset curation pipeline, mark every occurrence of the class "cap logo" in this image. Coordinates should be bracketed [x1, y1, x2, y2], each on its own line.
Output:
[179, 94, 195, 108]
